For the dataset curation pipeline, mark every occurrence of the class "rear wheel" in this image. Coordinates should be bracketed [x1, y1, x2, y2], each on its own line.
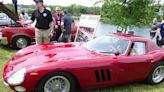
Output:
[146, 61, 164, 84]
[35, 72, 77, 92]
[12, 36, 31, 49]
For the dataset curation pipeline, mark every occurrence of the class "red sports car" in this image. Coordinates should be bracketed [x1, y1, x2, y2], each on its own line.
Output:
[3, 33, 164, 92]
[0, 24, 77, 49]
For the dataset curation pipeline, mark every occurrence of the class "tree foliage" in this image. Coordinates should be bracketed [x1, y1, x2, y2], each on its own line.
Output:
[52, 5, 100, 16]
[3, 4, 100, 17]
[100, 0, 158, 31]
[160, 4, 164, 17]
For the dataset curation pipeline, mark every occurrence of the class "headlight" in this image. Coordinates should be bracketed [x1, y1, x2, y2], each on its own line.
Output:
[7, 68, 26, 85]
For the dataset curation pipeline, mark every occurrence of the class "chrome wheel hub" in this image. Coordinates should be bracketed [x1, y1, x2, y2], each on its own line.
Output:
[44, 76, 70, 92]
[16, 38, 28, 48]
[152, 65, 164, 83]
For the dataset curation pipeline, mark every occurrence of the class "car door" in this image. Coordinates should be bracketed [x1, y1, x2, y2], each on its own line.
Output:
[115, 42, 154, 83]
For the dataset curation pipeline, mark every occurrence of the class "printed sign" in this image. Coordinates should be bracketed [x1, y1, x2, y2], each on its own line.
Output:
[74, 15, 101, 42]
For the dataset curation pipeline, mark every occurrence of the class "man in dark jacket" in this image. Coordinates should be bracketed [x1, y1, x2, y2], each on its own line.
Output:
[150, 18, 159, 39]
[157, 18, 164, 47]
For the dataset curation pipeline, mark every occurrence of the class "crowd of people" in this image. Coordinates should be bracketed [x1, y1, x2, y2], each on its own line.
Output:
[150, 17, 164, 47]
[18, 0, 73, 44]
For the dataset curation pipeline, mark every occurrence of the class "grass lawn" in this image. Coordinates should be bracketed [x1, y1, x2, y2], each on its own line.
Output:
[0, 40, 17, 92]
[0, 40, 164, 92]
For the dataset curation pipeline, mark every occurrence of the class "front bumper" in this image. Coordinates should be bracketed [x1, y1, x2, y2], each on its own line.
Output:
[3, 81, 9, 86]
[0, 31, 6, 40]
[0, 36, 7, 40]
[3, 81, 26, 92]
[3, 74, 37, 92]
[3, 65, 37, 92]
[3, 65, 44, 92]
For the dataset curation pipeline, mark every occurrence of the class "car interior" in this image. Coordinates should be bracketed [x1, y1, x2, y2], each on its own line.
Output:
[129, 42, 147, 56]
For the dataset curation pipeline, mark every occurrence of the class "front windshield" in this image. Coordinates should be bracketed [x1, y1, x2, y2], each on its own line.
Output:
[83, 35, 130, 55]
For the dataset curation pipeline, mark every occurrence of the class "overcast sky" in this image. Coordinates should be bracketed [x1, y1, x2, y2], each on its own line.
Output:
[0, 0, 102, 7]
[0, 0, 163, 7]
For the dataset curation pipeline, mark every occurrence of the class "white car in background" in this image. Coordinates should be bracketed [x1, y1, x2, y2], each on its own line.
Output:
[0, 13, 14, 26]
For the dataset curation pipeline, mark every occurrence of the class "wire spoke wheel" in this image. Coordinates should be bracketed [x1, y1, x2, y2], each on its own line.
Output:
[44, 76, 71, 92]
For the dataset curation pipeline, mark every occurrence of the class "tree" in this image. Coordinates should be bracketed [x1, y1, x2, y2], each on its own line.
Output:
[161, 4, 164, 17]
[99, 0, 157, 33]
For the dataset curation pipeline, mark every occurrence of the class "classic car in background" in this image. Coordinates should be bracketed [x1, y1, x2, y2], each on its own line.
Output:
[3, 33, 164, 92]
[0, 2, 77, 49]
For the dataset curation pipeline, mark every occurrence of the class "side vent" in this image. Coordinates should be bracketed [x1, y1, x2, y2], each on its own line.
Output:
[95, 70, 100, 82]
[106, 69, 111, 81]
[100, 69, 106, 82]
[94, 69, 111, 83]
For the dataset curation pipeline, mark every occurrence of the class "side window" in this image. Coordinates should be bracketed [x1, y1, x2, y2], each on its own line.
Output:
[130, 42, 146, 55]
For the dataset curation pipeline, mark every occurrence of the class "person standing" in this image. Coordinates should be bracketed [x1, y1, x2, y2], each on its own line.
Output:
[52, 7, 63, 41]
[18, 0, 54, 44]
[156, 18, 164, 47]
[19, 10, 29, 21]
[150, 18, 159, 39]
[61, 10, 73, 42]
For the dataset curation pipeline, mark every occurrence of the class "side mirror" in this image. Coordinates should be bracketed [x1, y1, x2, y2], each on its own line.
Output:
[114, 51, 120, 56]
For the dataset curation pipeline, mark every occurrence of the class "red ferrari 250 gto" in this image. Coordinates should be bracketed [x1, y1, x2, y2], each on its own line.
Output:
[3, 33, 164, 92]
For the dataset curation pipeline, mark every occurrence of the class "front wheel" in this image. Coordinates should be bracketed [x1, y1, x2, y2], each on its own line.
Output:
[35, 72, 77, 92]
[12, 36, 31, 49]
[146, 61, 164, 84]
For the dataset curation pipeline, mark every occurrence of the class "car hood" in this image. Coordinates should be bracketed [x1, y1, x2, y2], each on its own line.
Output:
[6, 42, 100, 71]
[0, 2, 19, 21]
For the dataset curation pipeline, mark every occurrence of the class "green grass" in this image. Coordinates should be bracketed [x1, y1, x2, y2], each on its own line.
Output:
[0, 40, 17, 92]
[0, 40, 164, 92]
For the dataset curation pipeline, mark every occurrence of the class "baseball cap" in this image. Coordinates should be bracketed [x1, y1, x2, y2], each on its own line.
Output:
[34, 0, 43, 3]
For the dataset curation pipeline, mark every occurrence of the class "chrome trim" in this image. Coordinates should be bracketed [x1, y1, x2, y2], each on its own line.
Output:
[3, 81, 9, 86]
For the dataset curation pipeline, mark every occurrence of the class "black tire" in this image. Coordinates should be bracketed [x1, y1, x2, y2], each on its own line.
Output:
[35, 72, 77, 92]
[146, 61, 164, 85]
[12, 36, 31, 50]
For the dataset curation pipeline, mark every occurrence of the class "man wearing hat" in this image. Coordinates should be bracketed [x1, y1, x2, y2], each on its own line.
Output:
[19, 0, 54, 44]
[52, 7, 63, 41]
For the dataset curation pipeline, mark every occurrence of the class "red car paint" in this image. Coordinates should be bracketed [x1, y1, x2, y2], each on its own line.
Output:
[3, 33, 164, 92]
[0, 24, 77, 46]
[0, 26, 35, 45]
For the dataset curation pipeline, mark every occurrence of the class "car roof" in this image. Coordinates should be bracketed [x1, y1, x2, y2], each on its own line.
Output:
[110, 32, 160, 52]
[112, 32, 151, 42]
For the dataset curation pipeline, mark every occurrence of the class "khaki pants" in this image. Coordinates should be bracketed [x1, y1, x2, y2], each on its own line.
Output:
[35, 28, 50, 44]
